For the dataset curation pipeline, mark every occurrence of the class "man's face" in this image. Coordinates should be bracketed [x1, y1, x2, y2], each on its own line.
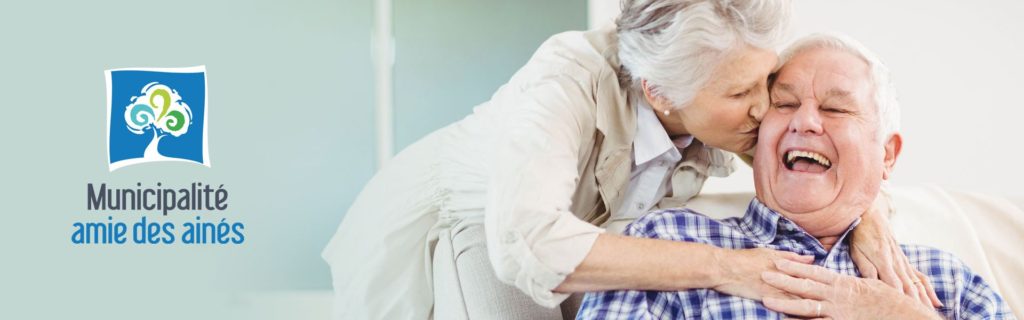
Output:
[754, 47, 901, 237]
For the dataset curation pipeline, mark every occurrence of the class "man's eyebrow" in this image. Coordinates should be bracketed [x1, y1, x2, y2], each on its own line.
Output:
[772, 82, 795, 95]
[823, 88, 852, 98]
[772, 84, 852, 100]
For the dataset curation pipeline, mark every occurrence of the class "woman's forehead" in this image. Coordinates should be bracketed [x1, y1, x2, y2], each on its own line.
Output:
[711, 46, 778, 88]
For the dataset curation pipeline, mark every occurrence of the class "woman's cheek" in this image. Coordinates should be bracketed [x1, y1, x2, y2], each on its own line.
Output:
[714, 100, 745, 127]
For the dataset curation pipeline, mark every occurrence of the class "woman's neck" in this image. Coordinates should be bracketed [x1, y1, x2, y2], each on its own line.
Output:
[653, 109, 689, 136]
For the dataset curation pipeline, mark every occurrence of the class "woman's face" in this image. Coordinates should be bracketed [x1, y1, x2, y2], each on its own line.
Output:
[655, 44, 778, 154]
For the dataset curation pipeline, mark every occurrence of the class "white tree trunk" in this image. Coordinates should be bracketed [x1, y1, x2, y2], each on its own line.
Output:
[143, 126, 166, 159]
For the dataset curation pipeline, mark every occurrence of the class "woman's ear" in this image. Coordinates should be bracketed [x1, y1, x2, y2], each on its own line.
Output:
[641, 79, 672, 114]
[641, 79, 656, 104]
[881, 133, 902, 180]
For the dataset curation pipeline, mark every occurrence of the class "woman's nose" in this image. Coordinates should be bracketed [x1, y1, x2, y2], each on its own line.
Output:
[749, 86, 770, 122]
[789, 100, 824, 135]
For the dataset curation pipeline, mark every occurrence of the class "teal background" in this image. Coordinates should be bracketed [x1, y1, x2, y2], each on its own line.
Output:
[393, 0, 588, 149]
[0, 0, 585, 318]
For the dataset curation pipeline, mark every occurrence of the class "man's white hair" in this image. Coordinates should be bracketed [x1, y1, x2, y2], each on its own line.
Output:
[616, 0, 792, 109]
[778, 33, 901, 141]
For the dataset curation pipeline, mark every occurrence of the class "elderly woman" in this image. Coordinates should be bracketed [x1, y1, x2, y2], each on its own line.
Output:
[322, 1, 933, 319]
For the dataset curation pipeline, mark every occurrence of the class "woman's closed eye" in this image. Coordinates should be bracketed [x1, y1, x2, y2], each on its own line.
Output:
[731, 89, 752, 98]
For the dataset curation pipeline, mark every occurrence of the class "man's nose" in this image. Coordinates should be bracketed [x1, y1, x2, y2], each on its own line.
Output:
[789, 100, 824, 135]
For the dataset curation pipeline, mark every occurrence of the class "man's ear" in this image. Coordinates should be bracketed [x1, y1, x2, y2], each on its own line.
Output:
[882, 133, 902, 180]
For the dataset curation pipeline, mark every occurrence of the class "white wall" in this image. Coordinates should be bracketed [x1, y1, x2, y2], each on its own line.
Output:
[589, 0, 1024, 199]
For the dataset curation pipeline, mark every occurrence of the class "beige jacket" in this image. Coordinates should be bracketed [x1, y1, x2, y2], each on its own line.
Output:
[483, 25, 735, 307]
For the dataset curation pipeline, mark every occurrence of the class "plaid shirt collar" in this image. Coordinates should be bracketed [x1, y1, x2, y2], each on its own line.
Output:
[742, 198, 862, 258]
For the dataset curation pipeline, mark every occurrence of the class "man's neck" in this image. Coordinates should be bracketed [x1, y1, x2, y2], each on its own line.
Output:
[818, 235, 841, 251]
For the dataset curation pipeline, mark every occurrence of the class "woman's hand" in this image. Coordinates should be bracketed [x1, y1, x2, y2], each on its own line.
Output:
[849, 193, 942, 308]
[761, 259, 942, 320]
[710, 247, 815, 301]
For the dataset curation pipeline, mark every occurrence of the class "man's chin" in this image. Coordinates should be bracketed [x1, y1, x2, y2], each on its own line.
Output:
[772, 193, 834, 215]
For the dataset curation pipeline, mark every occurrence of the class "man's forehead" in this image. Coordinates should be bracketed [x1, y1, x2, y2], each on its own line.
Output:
[773, 81, 857, 100]
[772, 49, 871, 98]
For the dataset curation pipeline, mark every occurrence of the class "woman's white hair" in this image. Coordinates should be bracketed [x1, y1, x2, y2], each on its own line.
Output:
[617, 0, 792, 109]
[778, 33, 901, 141]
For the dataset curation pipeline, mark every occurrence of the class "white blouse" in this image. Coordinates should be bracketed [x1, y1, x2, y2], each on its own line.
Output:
[609, 100, 695, 234]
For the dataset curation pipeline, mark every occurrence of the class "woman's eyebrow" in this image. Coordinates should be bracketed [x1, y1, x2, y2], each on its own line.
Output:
[727, 79, 759, 92]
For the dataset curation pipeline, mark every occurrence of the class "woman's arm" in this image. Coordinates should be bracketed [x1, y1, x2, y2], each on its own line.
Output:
[556, 233, 815, 301]
[484, 69, 811, 306]
[484, 71, 612, 308]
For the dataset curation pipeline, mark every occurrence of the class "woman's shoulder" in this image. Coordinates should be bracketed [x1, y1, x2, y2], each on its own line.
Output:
[509, 26, 620, 88]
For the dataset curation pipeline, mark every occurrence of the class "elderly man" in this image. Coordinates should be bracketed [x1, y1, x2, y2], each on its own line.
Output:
[576, 34, 1015, 319]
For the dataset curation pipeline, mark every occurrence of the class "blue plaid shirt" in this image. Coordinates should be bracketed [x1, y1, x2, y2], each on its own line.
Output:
[577, 198, 1015, 319]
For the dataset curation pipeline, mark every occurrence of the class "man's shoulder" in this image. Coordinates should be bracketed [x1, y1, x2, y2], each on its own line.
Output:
[898, 244, 979, 284]
[624, 208, 745, 242]
[898, 244, 1014, 318]
[898, 244, 969, 274]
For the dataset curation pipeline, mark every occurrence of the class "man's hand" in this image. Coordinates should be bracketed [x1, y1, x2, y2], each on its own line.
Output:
[850, 194, 942, 308]
[762, 259, 942, 320]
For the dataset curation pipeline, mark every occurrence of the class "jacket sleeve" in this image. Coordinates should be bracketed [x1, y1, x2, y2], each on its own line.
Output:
[484, 69, 606, 308]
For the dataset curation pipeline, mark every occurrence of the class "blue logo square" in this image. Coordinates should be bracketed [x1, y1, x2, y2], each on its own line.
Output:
[105, 66, 209, 171]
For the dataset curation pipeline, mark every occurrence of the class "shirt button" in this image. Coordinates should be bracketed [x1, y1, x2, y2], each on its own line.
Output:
[636, 202, 644, 210]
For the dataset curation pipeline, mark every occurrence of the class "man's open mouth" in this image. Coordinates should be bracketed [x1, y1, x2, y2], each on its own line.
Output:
[783, 149, 832, 173]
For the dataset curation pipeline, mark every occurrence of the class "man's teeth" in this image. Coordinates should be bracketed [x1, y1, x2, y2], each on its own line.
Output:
[786, 150, 832, 167]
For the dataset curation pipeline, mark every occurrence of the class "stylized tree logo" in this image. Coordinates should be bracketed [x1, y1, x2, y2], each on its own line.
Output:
[124, 82, 192, 158]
